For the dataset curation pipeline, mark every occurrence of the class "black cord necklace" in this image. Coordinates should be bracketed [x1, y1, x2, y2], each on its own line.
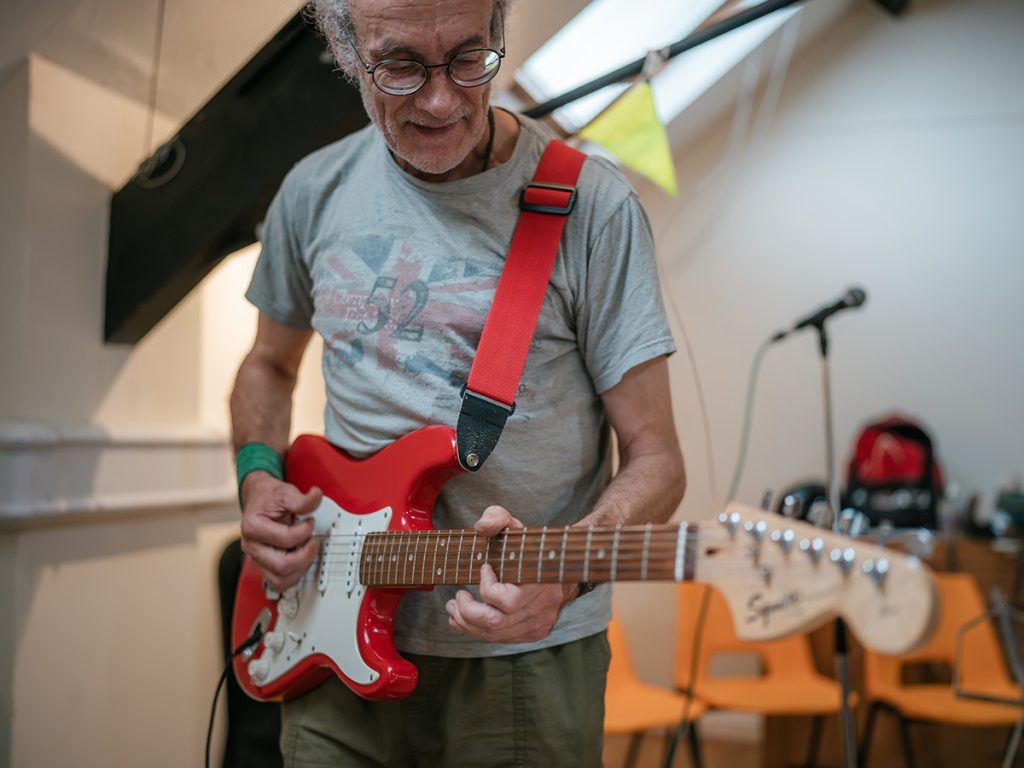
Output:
[481, 107, 496, 173]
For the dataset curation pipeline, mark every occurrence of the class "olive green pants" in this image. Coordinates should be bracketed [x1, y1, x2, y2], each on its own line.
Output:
[280, 632, 610, 767]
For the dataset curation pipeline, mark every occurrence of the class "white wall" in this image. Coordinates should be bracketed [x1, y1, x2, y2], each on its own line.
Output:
[615, 0, 1024, 689]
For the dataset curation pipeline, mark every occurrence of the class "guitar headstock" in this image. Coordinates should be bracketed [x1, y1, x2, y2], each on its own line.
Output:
[696, 503, 938, 655]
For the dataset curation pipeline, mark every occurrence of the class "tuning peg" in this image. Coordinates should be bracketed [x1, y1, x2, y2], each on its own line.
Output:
[744, 519, 768, 543]
[760, 490, 774, 511]
[861, 558, 890, 587]
[830, 546, 857, 575]
[770, 528, 796, 553]
[719, 511, 742, 536]
[799, 536, 825, 564]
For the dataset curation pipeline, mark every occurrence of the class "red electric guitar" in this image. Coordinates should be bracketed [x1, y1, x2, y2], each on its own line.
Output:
[232, 427, 938, 702]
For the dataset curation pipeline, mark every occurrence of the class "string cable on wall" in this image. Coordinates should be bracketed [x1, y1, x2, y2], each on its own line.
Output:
[655, 13, 801, 509]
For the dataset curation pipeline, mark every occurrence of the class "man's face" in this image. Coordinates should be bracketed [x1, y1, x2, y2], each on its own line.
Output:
[347, 0, 496, 180]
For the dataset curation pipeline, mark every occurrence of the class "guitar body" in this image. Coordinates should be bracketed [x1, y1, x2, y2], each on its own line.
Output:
[231, 427, 463, 702]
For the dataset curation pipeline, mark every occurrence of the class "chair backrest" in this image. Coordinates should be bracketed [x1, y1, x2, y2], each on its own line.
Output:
[673, 582, 821, 691]
[863, 571, 1012, 695]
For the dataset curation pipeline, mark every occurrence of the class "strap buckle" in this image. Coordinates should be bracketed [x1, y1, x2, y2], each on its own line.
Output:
[456, 387, 516, 472]
[519, 182, 577, 216]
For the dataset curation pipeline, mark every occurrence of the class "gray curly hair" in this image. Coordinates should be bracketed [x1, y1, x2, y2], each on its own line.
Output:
[308, 0, 507, 78]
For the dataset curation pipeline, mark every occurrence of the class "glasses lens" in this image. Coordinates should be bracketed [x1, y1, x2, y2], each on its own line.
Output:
[448, 49, 501, 87]
[374, 60, 427, 95]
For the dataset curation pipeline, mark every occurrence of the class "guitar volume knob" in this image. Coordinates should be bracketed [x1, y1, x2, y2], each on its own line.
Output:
[279, 595, 299, 619]
[263, 631, 285, 653]
[248, 658, 270, 683]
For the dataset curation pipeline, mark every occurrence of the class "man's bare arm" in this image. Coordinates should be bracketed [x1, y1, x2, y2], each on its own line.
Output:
[230, 313, 313, 454]
[231, 313, 322, 592]
[577, 355, 686, 529]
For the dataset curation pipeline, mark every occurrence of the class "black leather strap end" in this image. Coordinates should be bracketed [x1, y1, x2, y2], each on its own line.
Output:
[456, 389, 514, 472]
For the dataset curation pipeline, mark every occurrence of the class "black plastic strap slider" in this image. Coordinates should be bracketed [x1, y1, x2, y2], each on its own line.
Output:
[456, 388, 515, 472]
[519, 182, 577, 216]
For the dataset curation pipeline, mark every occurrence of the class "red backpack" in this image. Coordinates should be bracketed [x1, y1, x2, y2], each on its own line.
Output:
[844, 415, 944, 528]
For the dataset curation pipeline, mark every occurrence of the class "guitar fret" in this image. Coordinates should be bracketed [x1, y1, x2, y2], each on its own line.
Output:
[455, 531, 464, 584]
[583, 527, 593, 582]
[431, 532, 441, 585]
[517, 528, 527, 584]
[610, 524, 622, 582]
[416, 532, 425, 586]
[558, 526, 569, 583]
[641, 522, 653, 581]
[443, 532, 452, 583]
[536, 527, 548, 583]
[499, 532, 509, 582]
[468, 533, 477, 583]
[403, 534, 411, 586]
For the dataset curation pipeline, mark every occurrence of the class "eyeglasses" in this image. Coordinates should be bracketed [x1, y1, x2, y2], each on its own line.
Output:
[353, 8, 506, 97]
[354, 46, 506, 96]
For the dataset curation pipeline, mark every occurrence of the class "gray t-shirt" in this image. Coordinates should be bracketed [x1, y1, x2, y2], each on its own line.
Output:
[246, 114, 675, 657]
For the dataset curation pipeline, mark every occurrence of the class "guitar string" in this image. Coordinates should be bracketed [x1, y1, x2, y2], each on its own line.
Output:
[310, 533, 855, 564]
[290, 547, 886, 586]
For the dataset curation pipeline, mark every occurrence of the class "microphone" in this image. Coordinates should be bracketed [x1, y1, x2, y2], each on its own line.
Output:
[772, 287, 867, 342]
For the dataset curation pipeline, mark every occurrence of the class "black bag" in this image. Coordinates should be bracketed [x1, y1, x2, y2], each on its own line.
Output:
[843, 415, 944, 529]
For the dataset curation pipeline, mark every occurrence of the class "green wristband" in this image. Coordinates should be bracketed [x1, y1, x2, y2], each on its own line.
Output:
[236, 442, 284, 501]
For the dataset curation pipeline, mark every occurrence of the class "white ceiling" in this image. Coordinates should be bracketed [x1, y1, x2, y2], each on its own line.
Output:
[0, 0, 303, 120]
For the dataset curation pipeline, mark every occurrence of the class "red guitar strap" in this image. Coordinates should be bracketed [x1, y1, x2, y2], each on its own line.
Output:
[456, 140, 587, 471]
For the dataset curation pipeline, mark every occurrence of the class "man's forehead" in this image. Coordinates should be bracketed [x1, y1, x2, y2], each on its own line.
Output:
[349, 0, 493, 47]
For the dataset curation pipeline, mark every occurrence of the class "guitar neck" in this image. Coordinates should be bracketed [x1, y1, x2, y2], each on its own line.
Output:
[358, 523, 696, 588]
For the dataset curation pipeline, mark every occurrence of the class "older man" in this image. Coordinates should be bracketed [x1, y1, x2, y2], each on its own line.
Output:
[230, 0, 685, 764]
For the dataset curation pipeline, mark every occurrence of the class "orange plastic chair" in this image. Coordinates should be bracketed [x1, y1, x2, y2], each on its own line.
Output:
[605, 615, 706, 768]
[860, 571, 1023, 767]
[673, 582, 852, 768]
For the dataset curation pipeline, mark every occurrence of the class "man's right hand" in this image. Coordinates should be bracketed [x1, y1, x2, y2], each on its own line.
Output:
[239, 471, 323, 593]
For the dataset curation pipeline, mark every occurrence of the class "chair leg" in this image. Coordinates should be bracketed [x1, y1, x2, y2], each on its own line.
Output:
[687, 720, 704, 768]
[859, 702, 880, 768]
[804, 715, 824, 768]
[897, 713, 916, 768]
[623, 732, 643, 768]
[1001, 718, 1024, 768]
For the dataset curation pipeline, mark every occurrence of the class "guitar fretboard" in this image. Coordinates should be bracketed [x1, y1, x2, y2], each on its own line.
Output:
[358, 523, 695, 587]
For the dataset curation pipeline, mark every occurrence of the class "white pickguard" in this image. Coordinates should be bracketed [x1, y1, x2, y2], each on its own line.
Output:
[254, 497, 392, 687]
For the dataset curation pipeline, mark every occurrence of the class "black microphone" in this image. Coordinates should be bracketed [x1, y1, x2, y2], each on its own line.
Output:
[772, 287, 868, 342]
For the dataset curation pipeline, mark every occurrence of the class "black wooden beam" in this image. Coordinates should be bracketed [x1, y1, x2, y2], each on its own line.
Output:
[105, 13, 368, 344]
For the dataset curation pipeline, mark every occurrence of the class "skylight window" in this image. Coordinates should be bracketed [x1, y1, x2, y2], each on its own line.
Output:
[516, 0, 802, 133]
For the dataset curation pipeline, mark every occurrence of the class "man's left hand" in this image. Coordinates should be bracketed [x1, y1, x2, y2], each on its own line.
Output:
[445, 505, 576, 644]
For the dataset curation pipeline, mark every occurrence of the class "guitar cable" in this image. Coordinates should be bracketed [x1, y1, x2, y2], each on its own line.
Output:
[205, 624, 264, 768]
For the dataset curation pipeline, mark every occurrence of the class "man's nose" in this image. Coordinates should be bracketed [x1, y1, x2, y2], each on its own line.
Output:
[412, 67, 461, 115]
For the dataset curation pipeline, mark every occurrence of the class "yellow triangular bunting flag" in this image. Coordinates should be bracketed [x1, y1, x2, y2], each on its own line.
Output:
[579, 82, 677, 197]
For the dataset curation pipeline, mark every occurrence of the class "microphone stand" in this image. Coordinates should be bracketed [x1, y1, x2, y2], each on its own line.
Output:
[813, 320, 859, 768]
